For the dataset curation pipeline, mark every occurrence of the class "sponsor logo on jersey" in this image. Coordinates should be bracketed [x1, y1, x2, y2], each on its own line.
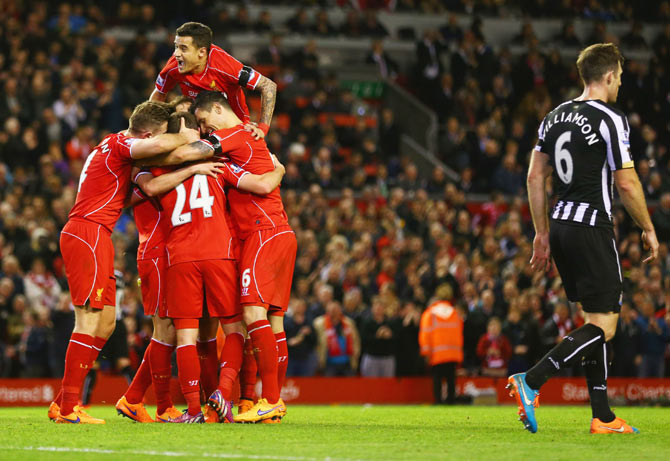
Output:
[188, 90, 198, 98]
[156, 75, 165, 87]
[230, 163, 243, 174]
[241, 287, 249, 297]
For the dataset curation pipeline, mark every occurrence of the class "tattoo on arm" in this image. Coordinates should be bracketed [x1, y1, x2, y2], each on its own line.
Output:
[256, 77, 277, 126]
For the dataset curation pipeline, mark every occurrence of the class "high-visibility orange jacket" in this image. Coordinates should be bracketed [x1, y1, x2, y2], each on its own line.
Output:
[419, 300, 463, 366]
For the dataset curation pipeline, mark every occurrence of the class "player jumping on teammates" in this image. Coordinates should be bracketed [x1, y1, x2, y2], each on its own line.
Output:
[508, 43, 659, 434]
[151, 21, 277, 141]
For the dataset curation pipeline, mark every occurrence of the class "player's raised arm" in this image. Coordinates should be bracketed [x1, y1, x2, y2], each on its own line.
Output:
[130, 115, 201, 161]
[150, 88, 168, 102]
[527, 149, 553, 272]
[236, 155, 285, 195]
[245, 75, 277, 140]
[614, 168, 659, 262]
[135, 162, 225, 197]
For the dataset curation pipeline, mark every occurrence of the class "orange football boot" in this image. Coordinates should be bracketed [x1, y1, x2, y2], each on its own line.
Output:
[590, 417, 639, 434]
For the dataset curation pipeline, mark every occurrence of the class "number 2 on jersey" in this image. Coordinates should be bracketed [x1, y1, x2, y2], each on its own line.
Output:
[171, 175, 214, 226]
[555, 131, 573, 184]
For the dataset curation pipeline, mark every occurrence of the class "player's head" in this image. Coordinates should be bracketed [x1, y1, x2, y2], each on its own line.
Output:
[167, 111, 198, 133]
[169, 95, 193, 113]
[191, 90, 238, 134]
[576, 43, 624, 102]
[128, 101, 171, 138]
[174, 22, 212, 74]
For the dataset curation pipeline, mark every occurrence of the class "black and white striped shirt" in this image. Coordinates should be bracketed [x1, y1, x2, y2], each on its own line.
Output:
[535, 99, 633, 228]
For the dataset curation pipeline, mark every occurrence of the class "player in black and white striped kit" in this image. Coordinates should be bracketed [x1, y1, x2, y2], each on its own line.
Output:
[507, 43, 659, 434]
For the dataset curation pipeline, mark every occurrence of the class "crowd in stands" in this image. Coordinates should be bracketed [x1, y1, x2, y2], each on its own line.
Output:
[0, 1, 669, 382]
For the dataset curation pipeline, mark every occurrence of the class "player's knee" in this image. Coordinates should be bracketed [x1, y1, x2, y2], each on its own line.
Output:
[243, 305, 266, 325]
[153, 317, 176, 345]
[73, 306, 99, 335]
[269, 314, 284, 333]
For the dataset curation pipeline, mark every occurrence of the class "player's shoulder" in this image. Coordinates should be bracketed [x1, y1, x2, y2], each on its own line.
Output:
[582, 99, 627, 123]
[211, 125, 248, 143]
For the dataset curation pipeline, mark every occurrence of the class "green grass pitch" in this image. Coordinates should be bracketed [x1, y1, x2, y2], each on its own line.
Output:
[0, 405, 668, 460]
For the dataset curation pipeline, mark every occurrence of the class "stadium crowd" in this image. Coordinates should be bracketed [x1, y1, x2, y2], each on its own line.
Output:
[0, 1, 669, 383]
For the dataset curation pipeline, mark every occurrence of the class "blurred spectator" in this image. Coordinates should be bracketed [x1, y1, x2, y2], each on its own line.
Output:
[23, 258, 61, 312]
[539, 302, 574, 357]
[612, 302, 642, 377]
[285, 298, 318, 377]
[366, 40, 398, 80]
[359, 297, 397, 377]
[636, 296, 669, 377]
[476, 317, 512, 377]
[419, 285, 463, 404]
[394, 301, 423, 376]
[314, 301, 361, 376]
[652, 192, 670, 243]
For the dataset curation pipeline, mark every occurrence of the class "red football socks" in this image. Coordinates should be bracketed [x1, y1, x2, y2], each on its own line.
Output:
[149, 339, 175, 415]
[91, 336, 106, 362]
[197, 338, 219, 399]
[275, 331, 288, 391]
[217, 332, 244, 400]
[125, 342, 153, 404]
[248, 320, 279, 404]
[239, 338, 257, 401]
[60, 333, 94, 416]
[176, 344, 201, 416]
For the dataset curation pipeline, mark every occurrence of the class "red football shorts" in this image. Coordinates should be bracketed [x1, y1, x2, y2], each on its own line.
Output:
[238, 225, 297, 312]
[165, 259, 240, 323]
[137, 256, 167, 317]
[60, 218, 116, 309]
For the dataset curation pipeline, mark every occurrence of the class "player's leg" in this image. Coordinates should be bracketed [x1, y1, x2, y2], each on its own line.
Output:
[207, 321, 245, 423]
[150, 316, 180, 422]
[197, 316, 220, 401]
[174, 320, 204, 422]
[164, 262, 205, 423]
[238, 336, 257, 412]
[270, 312, 288, 391]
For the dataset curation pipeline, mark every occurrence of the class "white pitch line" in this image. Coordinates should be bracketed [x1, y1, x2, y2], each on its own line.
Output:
[3, 446, 366, 461]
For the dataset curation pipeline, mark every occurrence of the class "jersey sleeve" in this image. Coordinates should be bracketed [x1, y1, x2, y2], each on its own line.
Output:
[220, 162, 250, 189]
[211, 48, 262, 90]
[534, 116, 548, 153]
[116, 135, 137, 160]
[155, 57, 179, 94]
[599, 112, 634, 170]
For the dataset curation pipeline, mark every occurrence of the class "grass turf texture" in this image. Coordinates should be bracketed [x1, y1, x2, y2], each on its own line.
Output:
[0, 405, 668, 460]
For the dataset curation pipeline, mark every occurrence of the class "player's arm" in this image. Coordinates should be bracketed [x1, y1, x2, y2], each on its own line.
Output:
[614, 168, 659, 262]
[527, 149, 553, 272]
[253, 75, 277, 136]
[136, 162, 225, 197]
[149, 88, 167, 102]
[131, 118, 200, 160]
[236, 156, 285, 195]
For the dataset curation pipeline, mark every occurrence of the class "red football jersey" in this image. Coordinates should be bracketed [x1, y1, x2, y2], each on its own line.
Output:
[155, 45, 261, 123]
[132, 172, 168, 261]
[153, 163, 249, 266]
[69, 132, 136, 233]
[209, 126, 289, 239]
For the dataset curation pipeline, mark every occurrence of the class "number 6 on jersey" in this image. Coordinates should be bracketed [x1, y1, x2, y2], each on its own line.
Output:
[555, 131, 573, 184]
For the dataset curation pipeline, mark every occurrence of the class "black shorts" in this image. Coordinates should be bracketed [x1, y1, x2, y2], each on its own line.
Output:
[549, 221, 622, 314]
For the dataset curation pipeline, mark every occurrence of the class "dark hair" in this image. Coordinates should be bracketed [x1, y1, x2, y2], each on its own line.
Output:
[167, 111, 198, 133]
[576, 43, 624, 85]
[129, 101, 171, 133]
[191, 90, 232, 113]
[176, 22, 213, 52]
[169, 95, 193, 111]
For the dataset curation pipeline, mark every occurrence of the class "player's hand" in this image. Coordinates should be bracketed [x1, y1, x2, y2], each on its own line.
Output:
[271, 154, 285, 174]
[244, 122, 265, 140]
[179, 117, 200, 143]
[641, 229, 659, 263]
[191, 162, 225, 177]
[529, 232, 551, 273]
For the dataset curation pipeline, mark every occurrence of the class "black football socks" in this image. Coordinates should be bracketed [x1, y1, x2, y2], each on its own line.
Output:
[583, 341, 616, 423]
[525, 323, 605, 390]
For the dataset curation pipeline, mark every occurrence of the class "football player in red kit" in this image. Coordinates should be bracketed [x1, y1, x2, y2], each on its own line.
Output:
[50, 101, 218, 424]
[150, 113, 286, 423]
[190, 91, 297, 423]
[116, 157, 225, 423]
[150, 22, 277, 141]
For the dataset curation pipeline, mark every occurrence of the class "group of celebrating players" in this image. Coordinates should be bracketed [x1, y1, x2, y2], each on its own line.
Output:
[46, 22, 296, 424]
